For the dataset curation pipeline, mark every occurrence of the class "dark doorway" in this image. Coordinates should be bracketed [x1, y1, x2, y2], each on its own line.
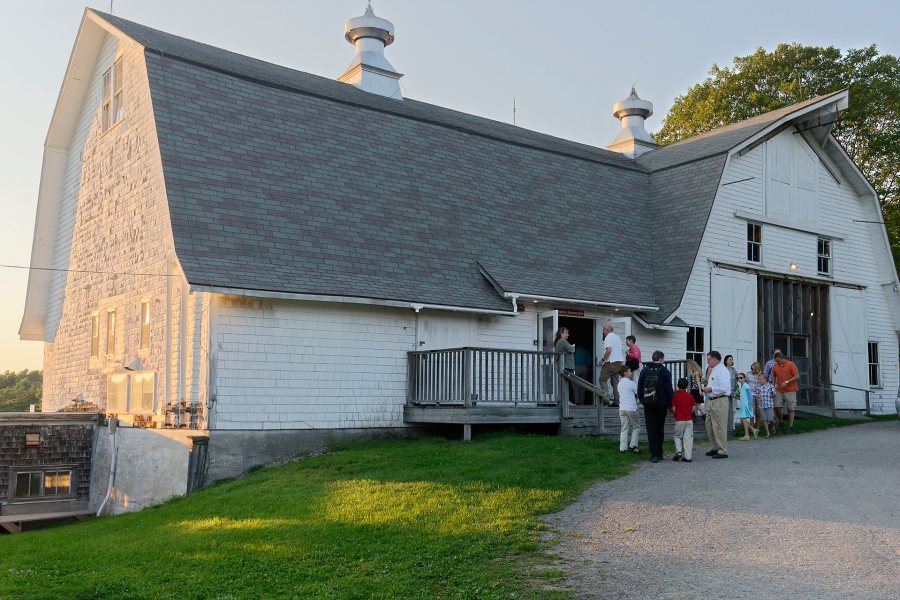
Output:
[559, 316, 595, 405]
[758, 278, 830, 408]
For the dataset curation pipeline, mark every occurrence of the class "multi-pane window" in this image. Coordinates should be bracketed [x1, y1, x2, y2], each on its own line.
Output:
[107, 373, 127, 413]
[686, 326, 705, 366]
[15, 469, 72, 498]
[90, 314, 100, 357]
[817, 238, 832, 275]
[868, 342, 880, 387]
[140, 301, 150, 350]
[107, 372, 156, 414]
[107, 311, 117, 355]
[131, 372, 156, 413]
[101, 57, 124, 132]
[746, 223, 762, 263]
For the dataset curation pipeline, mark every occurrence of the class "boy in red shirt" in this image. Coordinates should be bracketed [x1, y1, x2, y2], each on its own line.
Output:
[671, 377, 695, 462]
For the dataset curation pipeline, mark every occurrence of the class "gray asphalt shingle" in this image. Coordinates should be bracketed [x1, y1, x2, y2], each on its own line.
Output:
[90, 10, 830, 323]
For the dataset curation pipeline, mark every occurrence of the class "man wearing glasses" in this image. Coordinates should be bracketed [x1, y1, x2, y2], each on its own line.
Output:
[702, 351, 731, 459]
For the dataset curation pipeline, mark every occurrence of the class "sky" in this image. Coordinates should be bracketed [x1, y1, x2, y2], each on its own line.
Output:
[1, 0, 899, 372]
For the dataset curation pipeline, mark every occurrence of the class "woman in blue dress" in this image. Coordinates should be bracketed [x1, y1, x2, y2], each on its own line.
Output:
[736, 373, 758, 440]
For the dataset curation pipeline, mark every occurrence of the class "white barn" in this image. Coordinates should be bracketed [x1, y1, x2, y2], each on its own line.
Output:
[20, 8, 900, 511]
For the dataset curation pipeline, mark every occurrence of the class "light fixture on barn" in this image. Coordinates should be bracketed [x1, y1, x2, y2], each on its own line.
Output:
[789, 263, 799, 271]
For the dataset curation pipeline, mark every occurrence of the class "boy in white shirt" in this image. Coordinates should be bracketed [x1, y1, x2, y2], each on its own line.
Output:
[617, 365, 640, 453]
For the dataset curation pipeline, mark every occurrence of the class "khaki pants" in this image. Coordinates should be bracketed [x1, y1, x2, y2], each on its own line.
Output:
[619, 410, 641, 451]
[706, 395, 729, 455]
[674, 420, 693, 460]
[600, 361, 622, 402]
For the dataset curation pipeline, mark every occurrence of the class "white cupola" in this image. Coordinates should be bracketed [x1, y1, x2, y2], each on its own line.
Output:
[607, 87, 658, 158]
[338, 2, 404, 99]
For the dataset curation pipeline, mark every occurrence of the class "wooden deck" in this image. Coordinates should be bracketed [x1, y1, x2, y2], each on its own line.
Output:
[0, 510, 93, 534]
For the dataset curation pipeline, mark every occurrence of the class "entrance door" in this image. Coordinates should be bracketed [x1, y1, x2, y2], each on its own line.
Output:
[538, 311, 560, 397]
[712, 268, 757, 374]
[538, 311, 559, 353]
[830, 288, 868, 408]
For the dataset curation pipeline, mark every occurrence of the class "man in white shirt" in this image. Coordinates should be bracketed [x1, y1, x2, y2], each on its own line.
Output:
[701, 350, 731, 459]
[599, 324, 626, 406]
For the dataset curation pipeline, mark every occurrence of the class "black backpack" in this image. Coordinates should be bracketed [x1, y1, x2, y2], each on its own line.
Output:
[641, 367, 663, 404]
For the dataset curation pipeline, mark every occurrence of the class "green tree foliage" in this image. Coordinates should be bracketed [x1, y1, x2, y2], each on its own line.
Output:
[0, 370, 42, 412]
[656, 44, 900, 270]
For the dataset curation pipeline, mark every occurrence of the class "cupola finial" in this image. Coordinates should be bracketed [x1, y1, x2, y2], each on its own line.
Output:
[338, 2, 404, 99]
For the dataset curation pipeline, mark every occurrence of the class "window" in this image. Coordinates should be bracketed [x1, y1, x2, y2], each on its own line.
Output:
[746, 223, 762, 263]
[868, 342, 880, 387]
[14, 469, 72, 499]
[107, 310, 116, 355]
[686, 326, 705, 365]
[107, 373, 127, 413]
[101, 57, 124, 132]
[131, 372, 156, 413]
[817, 238, 832, 275]
[140, 301, 150, 350]
[107, 372, 156, 414]
[90, 314, 99, 357]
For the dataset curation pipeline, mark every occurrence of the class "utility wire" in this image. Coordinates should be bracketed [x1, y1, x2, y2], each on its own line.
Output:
[0, 264, 180, 278]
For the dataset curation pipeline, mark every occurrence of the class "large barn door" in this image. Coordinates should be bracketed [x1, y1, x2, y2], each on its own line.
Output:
[712, 268, 758, 373]
[830, 288, 868, 408]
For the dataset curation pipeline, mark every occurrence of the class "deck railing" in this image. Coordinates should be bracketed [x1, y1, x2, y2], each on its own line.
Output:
[407, 347, 562, 407]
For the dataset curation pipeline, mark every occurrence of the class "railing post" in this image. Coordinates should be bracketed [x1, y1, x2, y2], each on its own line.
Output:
[864, 390, 871, 417]
[463, 349, 474, 408]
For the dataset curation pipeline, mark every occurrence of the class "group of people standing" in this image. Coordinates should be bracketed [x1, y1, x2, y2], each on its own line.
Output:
[613, 346, 801, 463]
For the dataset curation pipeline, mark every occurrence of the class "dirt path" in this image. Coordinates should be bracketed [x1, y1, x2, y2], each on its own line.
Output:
[544, 421, 900, 599]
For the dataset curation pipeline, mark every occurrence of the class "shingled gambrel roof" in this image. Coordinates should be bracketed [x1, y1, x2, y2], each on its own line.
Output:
[70, 11, 847, 324]
[87, 11, 664, 314]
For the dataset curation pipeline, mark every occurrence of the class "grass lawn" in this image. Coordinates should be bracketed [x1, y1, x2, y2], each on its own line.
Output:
[0, 434, 642, 600]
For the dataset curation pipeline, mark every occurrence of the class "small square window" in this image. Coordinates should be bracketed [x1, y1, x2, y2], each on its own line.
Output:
[686, 326, 705, 365]
[746, 223, 762, 263]
[817, 238, 832, 275]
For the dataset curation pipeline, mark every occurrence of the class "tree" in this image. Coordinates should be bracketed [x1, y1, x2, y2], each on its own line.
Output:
[656, 44, 900, 270]
[0, 369, 42, 412]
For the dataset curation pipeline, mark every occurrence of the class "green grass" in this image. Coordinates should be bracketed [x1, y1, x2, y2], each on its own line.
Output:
[0, 434, 641, 600]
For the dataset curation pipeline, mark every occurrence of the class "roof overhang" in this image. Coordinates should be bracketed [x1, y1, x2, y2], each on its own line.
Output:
[188, 284, 518, 317]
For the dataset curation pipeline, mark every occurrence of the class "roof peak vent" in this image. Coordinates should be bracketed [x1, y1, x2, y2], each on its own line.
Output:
[338, 2, 404, 100]
[607, 86, 657, 158]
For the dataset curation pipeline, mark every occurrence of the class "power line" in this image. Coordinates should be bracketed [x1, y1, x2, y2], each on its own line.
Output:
[0, 264, 180, 278]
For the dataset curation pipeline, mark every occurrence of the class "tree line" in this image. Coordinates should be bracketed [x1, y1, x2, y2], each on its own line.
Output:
[0, 370, 42, 412]
[657, 43, 899, 271]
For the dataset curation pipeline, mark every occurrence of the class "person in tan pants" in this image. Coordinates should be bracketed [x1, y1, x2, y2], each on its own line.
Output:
[702, 351, 732, 459]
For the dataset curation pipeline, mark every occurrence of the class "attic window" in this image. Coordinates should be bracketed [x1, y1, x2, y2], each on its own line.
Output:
[101, 57, 124, 132]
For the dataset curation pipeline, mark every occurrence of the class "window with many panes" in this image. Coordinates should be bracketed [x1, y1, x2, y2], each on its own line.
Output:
[106, 310, 116, 355]
[686, 327, 705, 365]
[14, 469, 72, 499]
[107, 372, 156, 414]
[140, 301, 150, 350]
[90, 314, 99, 357]
[101, 57, 124, 132]
[817, 238, 832, 275]
[868, 342, 880, 387]
[746, 223, 762, 263]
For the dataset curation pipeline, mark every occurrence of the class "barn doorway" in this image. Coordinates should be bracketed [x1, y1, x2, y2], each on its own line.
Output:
[757, 277, 830, 408]
[559, 316, 596, 405]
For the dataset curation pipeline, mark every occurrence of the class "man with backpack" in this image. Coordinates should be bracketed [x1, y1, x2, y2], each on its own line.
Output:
[637, 350, 673, 463]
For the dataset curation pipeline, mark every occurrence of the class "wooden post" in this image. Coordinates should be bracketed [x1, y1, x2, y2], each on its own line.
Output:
[463, 423, 472, 441]
[463, 349, 474, 407]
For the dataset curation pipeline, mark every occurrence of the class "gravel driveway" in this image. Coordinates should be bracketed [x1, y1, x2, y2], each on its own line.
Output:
[544, 420, 900, 600]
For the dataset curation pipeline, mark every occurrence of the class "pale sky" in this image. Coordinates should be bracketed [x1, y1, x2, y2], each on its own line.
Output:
[1, 0, 899, 372]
